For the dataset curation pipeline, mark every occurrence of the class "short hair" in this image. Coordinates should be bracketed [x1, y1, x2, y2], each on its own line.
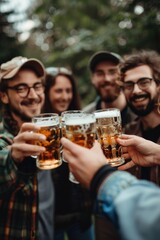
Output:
[120, 50, 160, 85]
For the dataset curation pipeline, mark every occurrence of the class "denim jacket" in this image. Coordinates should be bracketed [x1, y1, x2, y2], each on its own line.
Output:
[95, 171, 160, 240]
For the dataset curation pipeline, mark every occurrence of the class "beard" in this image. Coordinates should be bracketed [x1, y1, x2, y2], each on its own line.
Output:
[96, 84, 121, 103]
[9, 98, 43, 122]
[10, 106, 32, 122]
[127, 93, 156, 117]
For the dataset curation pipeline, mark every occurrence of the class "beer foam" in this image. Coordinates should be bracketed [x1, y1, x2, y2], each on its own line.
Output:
[94, 110, 120, 118]
[34, 119, 59, 127]
[65, 117, 95, 125]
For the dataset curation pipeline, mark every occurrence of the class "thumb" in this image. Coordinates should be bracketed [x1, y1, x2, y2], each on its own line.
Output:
[61, 137, 83, 154]
[117, 137, 134, 147]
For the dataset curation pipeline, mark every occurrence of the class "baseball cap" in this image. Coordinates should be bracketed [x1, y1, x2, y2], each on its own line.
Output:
[89, 51, 122, 72]
[0, 56, 45, 81]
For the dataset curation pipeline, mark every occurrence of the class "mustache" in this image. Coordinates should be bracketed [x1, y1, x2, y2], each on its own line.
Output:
[99, 82, 117, 88]
[21, 99, 41, 105]
[130, 93, 149, 101]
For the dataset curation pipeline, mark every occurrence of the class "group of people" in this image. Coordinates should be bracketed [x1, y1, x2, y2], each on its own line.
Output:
[0, 49, 159, 240]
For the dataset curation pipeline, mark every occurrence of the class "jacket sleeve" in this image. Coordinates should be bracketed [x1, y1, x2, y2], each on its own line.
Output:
[0, 133, 37, 195]
[94, 171, 160, 240]
[0, 132, 18, 194]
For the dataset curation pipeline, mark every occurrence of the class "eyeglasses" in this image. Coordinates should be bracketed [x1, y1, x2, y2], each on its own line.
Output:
[7, 82, 44, 98]
[46, 67, 72, 76]
[123, 78, 153, 91]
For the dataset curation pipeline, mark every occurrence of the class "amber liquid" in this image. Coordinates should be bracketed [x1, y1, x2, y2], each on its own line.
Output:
[96, 116, 124, 167]
[64, 122, 96, 149]
[36, 124, 62, 170]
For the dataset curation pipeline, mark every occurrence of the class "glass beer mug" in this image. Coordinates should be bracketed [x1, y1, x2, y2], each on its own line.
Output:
[94, 108, 125, 167]
[62, 110, 96, 183]
[32, 113, 62, 170]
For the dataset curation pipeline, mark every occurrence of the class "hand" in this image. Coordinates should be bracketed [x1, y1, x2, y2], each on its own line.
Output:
[117, 134, 160, 170]
[61, 138, 107, 188]
[11, 123, 46, 164]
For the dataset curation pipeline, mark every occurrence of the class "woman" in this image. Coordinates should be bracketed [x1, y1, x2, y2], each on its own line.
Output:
[43, 67, 95, 240]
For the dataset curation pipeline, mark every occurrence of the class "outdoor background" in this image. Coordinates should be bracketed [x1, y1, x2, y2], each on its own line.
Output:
[1, 0, 160, 107]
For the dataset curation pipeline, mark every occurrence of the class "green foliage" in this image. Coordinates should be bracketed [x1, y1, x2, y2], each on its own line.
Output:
[1, 0, 160, 106]
[0, 0, 24, 64]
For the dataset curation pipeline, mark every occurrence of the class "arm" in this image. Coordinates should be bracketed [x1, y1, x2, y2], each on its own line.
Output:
[96, 171, 160, 240]
[0, 123, 46, 194]
[61, 137, 160, 240]
[117, 134, 160, 170]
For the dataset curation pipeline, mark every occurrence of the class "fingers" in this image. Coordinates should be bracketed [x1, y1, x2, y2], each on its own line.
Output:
[117, 137, 134, 147]
[118, 161, 135, 170]
[19, 122, 41, 133]
[14, 131, 46, 144]
[61, 137, 83, 155]
[122, 152, 131, 160]
[120, 134, 135, 139]
[12, 142, 45, 155]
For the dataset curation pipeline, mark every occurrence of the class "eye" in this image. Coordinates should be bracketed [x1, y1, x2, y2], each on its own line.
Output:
[124, 82, 133, 89]
[16, 85, 27, 92]
[34, 83, 43, 90]
[140, 79, 150, 85]
[95, 71, 104, 76]
[109, 69, 117, 75]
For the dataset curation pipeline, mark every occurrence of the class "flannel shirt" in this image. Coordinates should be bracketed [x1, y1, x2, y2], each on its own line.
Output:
[0, 111, 38, 240]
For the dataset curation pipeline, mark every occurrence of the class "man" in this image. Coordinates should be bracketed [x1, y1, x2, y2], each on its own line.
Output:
[119, 50, 160, 185]
[83, 51, 136, 240]
[83, 51, 136, 127]
[0, 56, 54, 239]
[60, 136, 160, 240]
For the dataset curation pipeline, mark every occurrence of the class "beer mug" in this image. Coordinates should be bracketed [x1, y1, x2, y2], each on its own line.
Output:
[32, 113, 62, 170]
[60, 110, 83, 163]
[94, 108, 125, 167]
[62, 111, 96, 183]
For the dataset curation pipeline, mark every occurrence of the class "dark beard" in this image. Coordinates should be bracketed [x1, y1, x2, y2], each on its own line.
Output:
[102, 95, 118, 103]
[128, 99, 155, 117]
[96, 86, 121, 103]
[10, 106, 32, 122]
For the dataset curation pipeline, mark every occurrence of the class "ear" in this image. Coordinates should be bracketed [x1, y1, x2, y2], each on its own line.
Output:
[1, 92, 9, 104]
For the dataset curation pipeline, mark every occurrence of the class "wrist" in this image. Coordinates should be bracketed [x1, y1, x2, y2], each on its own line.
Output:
[90, 164, 116, 199]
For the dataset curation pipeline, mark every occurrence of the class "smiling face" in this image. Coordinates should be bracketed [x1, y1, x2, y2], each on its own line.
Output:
[123, 65, 159, 116]
[91, 61, 121, 103]
[1, 69, 45, 123]
[48, 75, 73, 114]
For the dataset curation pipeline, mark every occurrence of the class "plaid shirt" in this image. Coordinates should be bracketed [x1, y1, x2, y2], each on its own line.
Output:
[0, 111, 38, 240]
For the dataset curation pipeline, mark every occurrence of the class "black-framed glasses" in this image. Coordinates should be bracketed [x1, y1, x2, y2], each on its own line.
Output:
[46, 67, 72, 76]
[123, 77, 153, 91]
[7, 82, 44, 98]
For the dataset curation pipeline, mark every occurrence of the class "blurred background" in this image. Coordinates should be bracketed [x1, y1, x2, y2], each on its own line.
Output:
[1, 0, 160, 106]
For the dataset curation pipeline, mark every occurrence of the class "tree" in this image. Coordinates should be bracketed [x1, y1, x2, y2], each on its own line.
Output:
[4, 0, 160, 105]
[0, 0, 24, 64]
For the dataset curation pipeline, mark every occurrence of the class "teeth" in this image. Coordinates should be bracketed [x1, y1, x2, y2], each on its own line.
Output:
[134, 97, 145, 102]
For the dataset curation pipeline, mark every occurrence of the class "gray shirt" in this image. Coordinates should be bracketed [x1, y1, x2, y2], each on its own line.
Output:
[38, 170, 54, 240]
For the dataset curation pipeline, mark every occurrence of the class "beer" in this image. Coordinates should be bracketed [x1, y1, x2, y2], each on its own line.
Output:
[94, 108, 125, 167]
[63, 115, 96, 149]
[62, 112, 96, 183]
[32, 113, 62, 170]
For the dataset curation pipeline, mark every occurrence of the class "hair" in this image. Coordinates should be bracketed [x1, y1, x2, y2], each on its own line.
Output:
[119, 50, 160, 114]
[119, 50, 160, 85]
[43, 71, 81, 113]
[0, 66, 45, 92]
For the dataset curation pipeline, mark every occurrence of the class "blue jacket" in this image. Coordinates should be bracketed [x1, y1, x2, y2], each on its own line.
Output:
[94, 171, 160, 240]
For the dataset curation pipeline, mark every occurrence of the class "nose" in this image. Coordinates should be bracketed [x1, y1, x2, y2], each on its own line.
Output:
[104, 74, 112, 82]
[27, 87, 38, 98]
[132, 83, 142, 93]
[61, 91, 71, 100]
